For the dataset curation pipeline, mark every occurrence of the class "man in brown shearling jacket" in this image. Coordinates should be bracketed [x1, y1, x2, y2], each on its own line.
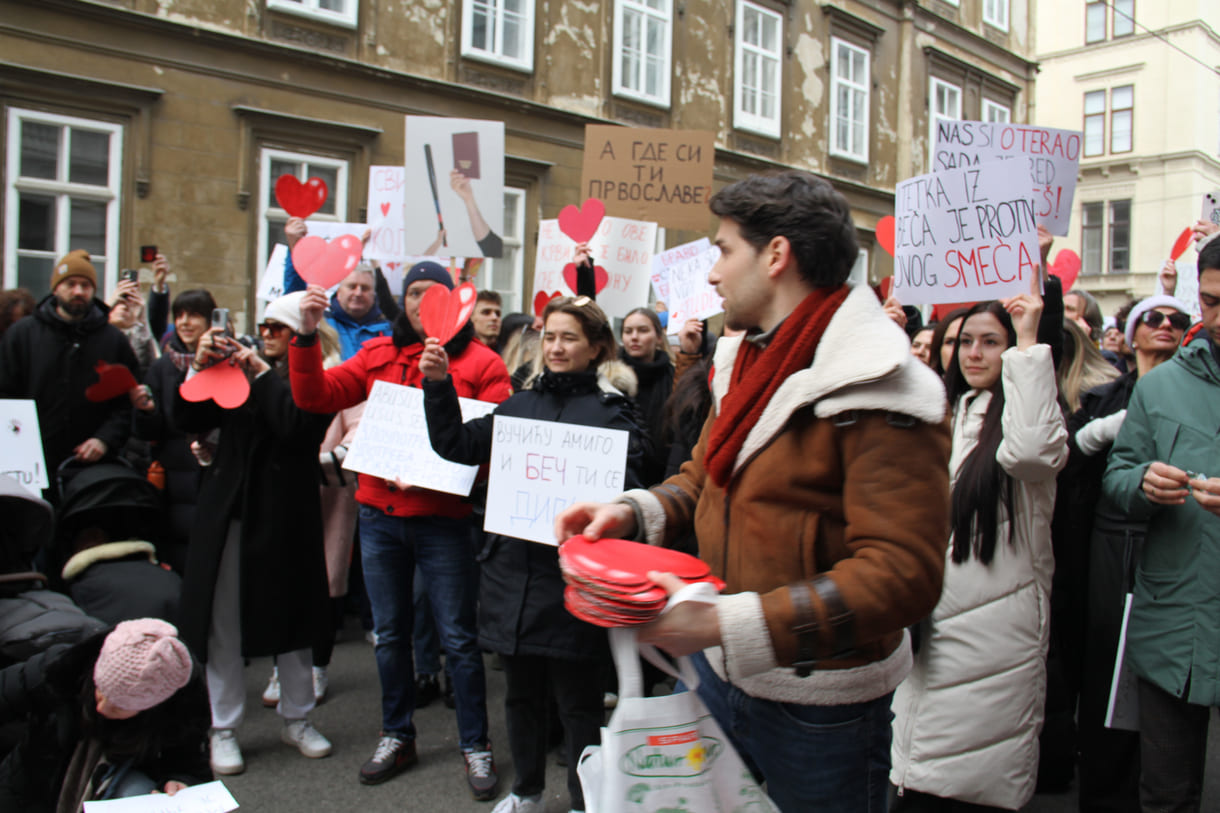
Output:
[556, 171, 951, 812]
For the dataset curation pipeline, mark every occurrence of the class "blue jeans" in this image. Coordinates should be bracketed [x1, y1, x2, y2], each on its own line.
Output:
[687, 652, 894, 813]
[358, 507, 488, 749]
[413, 565, 441, 676]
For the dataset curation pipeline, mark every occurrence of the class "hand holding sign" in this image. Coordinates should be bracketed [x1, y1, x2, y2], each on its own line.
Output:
[180, 361, 251, 409]
[274, 175, 329, 219]
[558, 199, 606, 243]
[84, 361, 138, 403]
[291, 234, 362, 289]
[420, 282, 477, 346]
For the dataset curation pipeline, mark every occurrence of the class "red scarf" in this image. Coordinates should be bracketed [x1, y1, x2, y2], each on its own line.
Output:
[705, 285, 850, 486]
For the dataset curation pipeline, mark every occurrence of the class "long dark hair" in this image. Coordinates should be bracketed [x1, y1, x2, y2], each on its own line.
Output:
[929, 307, 970, 377]
[945, 301, 1017, 565]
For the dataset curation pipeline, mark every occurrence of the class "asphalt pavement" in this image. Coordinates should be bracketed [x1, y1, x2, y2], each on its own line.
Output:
[220, 625, 1218, 812]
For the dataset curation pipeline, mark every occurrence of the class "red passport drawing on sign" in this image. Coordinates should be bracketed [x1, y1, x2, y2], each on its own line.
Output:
[452, 132, 481, 179]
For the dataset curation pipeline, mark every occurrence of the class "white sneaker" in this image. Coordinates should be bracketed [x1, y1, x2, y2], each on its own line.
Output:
[209, 729, 245, 775]
[281, 719, 333, 758]
[313, 665, 329, 702]
[491, 793, 543, 813]
[262, 667, 280, 708]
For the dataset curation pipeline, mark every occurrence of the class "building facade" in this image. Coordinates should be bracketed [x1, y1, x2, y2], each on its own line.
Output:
[1035, 1, 1220, 312]
[3, 0, 1033, 329]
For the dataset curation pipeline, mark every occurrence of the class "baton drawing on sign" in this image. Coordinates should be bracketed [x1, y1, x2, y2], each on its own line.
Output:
[424, 144, 447, 249]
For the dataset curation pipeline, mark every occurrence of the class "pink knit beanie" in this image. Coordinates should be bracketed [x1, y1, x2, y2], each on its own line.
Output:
[93, 619, 192, 713]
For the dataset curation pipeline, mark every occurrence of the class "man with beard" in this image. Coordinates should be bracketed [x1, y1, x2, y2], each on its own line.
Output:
[0, 250, 139, 498]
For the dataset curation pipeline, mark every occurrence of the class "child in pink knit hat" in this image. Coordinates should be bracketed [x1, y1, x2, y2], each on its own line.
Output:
[93, 618, 193, 718]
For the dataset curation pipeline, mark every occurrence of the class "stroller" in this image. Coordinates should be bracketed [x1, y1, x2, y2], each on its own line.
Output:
[53, 459, 181, 626]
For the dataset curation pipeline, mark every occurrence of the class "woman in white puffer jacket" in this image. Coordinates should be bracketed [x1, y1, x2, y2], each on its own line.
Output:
[890, 287, 1068, 811]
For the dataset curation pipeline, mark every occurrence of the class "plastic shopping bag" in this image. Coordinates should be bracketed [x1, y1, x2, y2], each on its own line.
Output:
[578, 626, 779, 813]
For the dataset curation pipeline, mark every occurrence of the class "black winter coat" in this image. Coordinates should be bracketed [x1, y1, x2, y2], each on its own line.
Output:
[619, 348, 673, 486]
[0, 297, 139, 481]
[423, 368, 646, 660]
[0, 630, 211, 812]
[174, 365, 332, 660]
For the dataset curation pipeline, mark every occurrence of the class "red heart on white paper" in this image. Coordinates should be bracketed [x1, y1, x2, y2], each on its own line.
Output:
[420, 283, 478, 346]
[380, 202, 391, 217]
[558, 199, 606, 244]
[292, 235, 363, 289]
[179, 362, 250, 409]
[562, 263, 608, 296]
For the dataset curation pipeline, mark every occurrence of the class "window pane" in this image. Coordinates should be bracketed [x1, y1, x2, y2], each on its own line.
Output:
[504, 15, 521, 58]
[759, 15, 778, 52]
[18, 193, 56, 251]
[492, 245, 518, 291]
[17, 255, 55, 294]
[472, 1, 491, 50]
[1112, 85, 1133, 109]
[1084, 90, 1106, 115]
[1081, 202, 1103, 273]
[837, 46, 851, 79]
[69, 199, 107, 257]
[1109, 200, 1130, 272]
[743, 7, 759, 46]
[1111, 110, 1132, 152]
[319, 0, 346, 11]
[69, 129, 110, 186]
[1113, 0, 1134, 36]
[1086, 2, 1106, 41]
[267, 219, 288, 263]
[306, 164, 339, 215]
[1084, 115, 1104, 156]
[21, 121, 59, 180]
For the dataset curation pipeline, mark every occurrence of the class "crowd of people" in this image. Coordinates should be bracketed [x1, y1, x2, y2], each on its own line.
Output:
[1, 170, 1219, 813]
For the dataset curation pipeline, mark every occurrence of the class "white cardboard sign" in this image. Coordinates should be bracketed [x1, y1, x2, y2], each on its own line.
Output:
[933, 121, 1082, 236]
[366, 165, 409, 276]
[650, 237, 709, 308]
[484, 415, 628, 545]
[342, 381, 497, 496]
[531, 217, 658, 323]
[0, 400, 48, 497]
[893, 161, 1040, 306]
[664, 243, 722, 334]
[82, 780, 238, 813]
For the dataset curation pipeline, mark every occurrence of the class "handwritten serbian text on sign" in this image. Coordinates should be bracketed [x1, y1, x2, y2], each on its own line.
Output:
[366, 165, 408, 270]
[650, 238, 709, 304]
[342, 381, 496, 496]
[581, 125, 715, 231]
[0, 399, 48, 497]
[662, 242, 723, 334]
[485, 415, 628, 545]
[934, 121, 1082, 236]
[893, 161, 1039, 306]
[532, 216, 657, 323]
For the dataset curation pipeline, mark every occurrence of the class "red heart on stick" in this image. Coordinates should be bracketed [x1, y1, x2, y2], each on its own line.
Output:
[561, 263, 609, 296]
[557, 199, 606, 243]
[291, 235, 363, 289]
[420, 282, 478, 346]
[875, 216, 896, 257]
[1170, 226, 1194, 261]
[274, 175, 329, 219]
[533, 290, 563, 317]
[179, 362, 250, 409]
[1048, 248, 1081, 292]
[84, 361, 138, 403]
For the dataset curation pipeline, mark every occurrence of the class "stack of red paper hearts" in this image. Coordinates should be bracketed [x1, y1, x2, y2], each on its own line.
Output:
[559, 536, 724, 628]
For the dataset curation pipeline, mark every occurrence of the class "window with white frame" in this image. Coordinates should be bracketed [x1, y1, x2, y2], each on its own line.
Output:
[462, 0, 534, 72]
[734, 1, 783, 138]
[258, 148, 348, 269]
[1080, 199, 1131, 273]
[982, 99, 1011, 123]
[1083, 86, 1132, 157]
[479, 188, 525, 311]
[1085, 1, 1107, 43]
[612, 0, 672, 107]
[928, 78, 961, 168]
[1110, 85, 1133, 153]
[266, 0, 358, 29]
[1112, 0, 1135, 37]
[4, 108, 122, 292]
[1083, 90, 1106, 156]
[829, 37, 869, 162]
[983, 0, 1009, 31]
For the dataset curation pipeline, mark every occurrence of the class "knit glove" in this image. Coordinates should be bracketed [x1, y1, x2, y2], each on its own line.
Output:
[1076, 410, 1126, 456]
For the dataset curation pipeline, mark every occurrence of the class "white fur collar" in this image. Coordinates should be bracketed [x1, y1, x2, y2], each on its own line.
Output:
[61, 540, 158, 581]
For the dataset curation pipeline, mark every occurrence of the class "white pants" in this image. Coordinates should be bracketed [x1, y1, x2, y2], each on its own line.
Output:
[206, 520, 314, 729]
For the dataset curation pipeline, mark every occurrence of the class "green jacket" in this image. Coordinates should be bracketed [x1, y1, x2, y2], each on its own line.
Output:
[1102, 334, 1220, 704]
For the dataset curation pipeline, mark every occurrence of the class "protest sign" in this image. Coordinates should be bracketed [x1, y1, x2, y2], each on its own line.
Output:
[893, 160, 1040, 306]
[1175, 259, 1203, 321]
[366, 165, 409, 281]
[256, 243, 288, 306]
[484, 415, 628, 545]
[405, 117, 505, 258]
[663, 243, 722, 333]
[0, 400, 47, 497]
[581, 125, 715, 231]
[650, 238, 709, 304]
[933, 121, 1082, 236]
[531, 216, 657, 323]
[342, 381, 497, 496]
[83, 780, 237, 813]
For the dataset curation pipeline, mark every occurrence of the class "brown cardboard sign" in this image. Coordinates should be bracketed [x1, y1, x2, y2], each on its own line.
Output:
[581, 125, 716, 231]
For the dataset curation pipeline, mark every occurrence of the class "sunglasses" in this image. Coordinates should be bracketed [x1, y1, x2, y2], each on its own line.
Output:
[258, 322, 291, 335]
[1140, 311, 1190, 331]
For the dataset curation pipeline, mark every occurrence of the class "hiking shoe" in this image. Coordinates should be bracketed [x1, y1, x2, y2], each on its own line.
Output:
[416, 673, 440, 708]
[491, 793, 543, 813]
[463, 746, 499, 800]
[262, 667, 280, 708]
[313, 666, 329, 702]
[360, 734, 417, 785]
[209, 729, 245, 775]
[282, 719, 332, 758]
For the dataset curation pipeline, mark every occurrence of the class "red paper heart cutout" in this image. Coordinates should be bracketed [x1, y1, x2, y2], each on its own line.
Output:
[561, 263, 609, 296]
[1170, 226, 1194, 261]
[274, 175, 329, 219]
[557, 199, 606, 243]
[420, 282, 478, 346]
[875, 216, 896, 257]
[931, 301, 978, 322]
[1048, 248, 1081, 292]
[379, 201, 391, 217]
[533, 290, 563, 317]
[873, 277, 894, 303]
[179, 362, 251, 409]
[84, 360, 138, 403]
[291, 235, 363, 289]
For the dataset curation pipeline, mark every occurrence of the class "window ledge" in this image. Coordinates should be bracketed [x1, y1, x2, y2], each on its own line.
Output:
[266, 0, 358, 31]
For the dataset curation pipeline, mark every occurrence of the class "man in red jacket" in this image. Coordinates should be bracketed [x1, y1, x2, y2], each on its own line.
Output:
[290, 262, 512, 799]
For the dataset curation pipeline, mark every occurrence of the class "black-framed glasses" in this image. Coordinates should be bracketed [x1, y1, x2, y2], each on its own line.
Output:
[1141, 311, 1191, 331]
[258, 322, 291, 335]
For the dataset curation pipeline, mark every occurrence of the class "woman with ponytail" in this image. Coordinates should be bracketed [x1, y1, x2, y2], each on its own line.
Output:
[890, 278, 1068, 811]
